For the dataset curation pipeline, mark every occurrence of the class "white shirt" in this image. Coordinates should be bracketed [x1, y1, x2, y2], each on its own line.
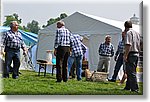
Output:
[125, 28, 140, 52]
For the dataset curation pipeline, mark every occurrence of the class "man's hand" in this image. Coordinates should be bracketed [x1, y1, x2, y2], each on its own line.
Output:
[0, 51, 5, 57]
[114, 55, 118, 61]
[123, 55, 128, 62]
[23, 50, 27, 56]
[124, 44, 131, 62]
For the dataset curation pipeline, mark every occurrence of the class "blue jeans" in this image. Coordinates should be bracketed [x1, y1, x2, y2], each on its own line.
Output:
[4, 49, 20, 77]
[111, 53, 123, 80]
[68, 56, 75, 78]
[68, 55, 83, 80]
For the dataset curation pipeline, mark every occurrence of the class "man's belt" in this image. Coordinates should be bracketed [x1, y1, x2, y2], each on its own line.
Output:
[99, 54, 110, 57]
[5, 47, 20, 51]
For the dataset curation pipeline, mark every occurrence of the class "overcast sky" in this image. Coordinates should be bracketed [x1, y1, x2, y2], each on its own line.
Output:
[1, 0, 142, 27]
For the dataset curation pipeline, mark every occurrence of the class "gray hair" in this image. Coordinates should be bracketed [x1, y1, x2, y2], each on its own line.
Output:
[105, 35, 111, 39]
[57, 21, 65, 26]
[10, 21, 18, 28]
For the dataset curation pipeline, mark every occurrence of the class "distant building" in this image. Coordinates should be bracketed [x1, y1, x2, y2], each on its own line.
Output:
[130, 14, 140, 25]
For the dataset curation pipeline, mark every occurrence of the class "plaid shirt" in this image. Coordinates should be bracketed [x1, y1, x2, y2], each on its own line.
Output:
[54, 26, 71, 48]
[70, 34, 87, 57]
[1, 30, 25, 50]
[99, 42, 114, 57]
[115, 40, 124, 56]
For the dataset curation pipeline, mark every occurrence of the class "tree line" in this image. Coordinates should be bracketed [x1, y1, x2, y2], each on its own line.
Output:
[3, 13, 68, 34]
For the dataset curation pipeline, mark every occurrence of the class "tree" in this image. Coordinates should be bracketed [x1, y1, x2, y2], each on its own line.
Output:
[42, 13, 68, 28]
[60, 13, 67, 19]
[2, 13, 40, 34]
[26, 20, 40, 34]
[3, 13, 22, 27]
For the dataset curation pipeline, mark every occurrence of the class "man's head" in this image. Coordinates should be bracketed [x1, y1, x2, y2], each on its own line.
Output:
[124, 21, 132, 28]
[57, 21, 65, 28]
[10, 21, 19, 32]
[105, 35, 111, 44]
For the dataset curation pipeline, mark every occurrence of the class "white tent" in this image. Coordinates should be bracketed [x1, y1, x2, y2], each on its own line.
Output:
[36, 12, 140, 78]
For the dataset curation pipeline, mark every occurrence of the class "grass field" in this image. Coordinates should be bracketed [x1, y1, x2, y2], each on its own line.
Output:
[1, 70, 143, 95]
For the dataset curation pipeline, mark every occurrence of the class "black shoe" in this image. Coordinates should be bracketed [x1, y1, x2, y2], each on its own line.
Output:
[63, 79, 68, 82]
[123, 88, 130, 91]
[1, 74, 9, 78]
[102, 69, 105, 72]
[131, 89, 139, 93]
[77, 79, 82, 81]
[1, 76, 9, 78]
[108, 79, 116, 82]
[72, 76, 75, 79]
[56, 80, 61, 83]
[63, 80, 67, 82]
[12, 76, 19, 79]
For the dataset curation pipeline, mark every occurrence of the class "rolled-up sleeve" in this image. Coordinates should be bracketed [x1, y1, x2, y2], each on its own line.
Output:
[54, 30, 60, 49]
[21, 40, 26, 51]
[1, 32, 7, 47]
[125, 31, 132, 46]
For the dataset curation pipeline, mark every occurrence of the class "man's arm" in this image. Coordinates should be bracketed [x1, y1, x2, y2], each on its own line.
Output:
[124, 44, 131, 62]
[1, 32, 7, 55]
[98, 44, 102, 55]
[20, 35, 27, 55]
[54, 30, 60, 49]
[110, 45, 114, 57]
[114, 41, 121, 61]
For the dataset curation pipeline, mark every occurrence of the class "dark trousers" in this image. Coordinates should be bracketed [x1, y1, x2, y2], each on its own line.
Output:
[56, 46, 70, 82]
[124, 52, 139, 91]
[112, 53, 123, 80]
[3, 49, 20, 77]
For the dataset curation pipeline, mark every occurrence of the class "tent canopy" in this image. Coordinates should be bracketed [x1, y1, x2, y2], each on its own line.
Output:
[39, 12, 122, 35]
[39, 12, 139, 35]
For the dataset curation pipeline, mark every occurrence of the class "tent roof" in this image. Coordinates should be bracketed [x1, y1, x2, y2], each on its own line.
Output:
[81, 12, 140, 33]
[0, 26, 38, 46]
[39, 12, 122, 35]
[39, 12, 140, 35]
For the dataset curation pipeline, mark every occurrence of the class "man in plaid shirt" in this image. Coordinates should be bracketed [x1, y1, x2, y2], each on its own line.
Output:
[97, 35, 114, 73]
[1, 21, 27, 79]
[54, 21, 71, 82]
[68, 34, 87, 81]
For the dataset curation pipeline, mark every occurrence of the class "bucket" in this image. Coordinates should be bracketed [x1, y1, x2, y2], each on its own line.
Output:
[46, 50, 53, 63]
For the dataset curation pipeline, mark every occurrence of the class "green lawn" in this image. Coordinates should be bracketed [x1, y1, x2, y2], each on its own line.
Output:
[1, 70, 143, 95]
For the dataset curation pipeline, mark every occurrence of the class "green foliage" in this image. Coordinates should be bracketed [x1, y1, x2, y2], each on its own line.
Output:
[26, 20, 40, 34]
[1, 70, 143, 95]
[42, 13, 68, 28]
[3, 13, 68, 33]
[3, 13, 22, 27]
[60, 13, 67, 19]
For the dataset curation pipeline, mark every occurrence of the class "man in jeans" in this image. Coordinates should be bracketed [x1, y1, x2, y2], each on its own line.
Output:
[1, 21, 27, 79]
[109, 32, 127, 82]
[68, 34, 87, 81]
